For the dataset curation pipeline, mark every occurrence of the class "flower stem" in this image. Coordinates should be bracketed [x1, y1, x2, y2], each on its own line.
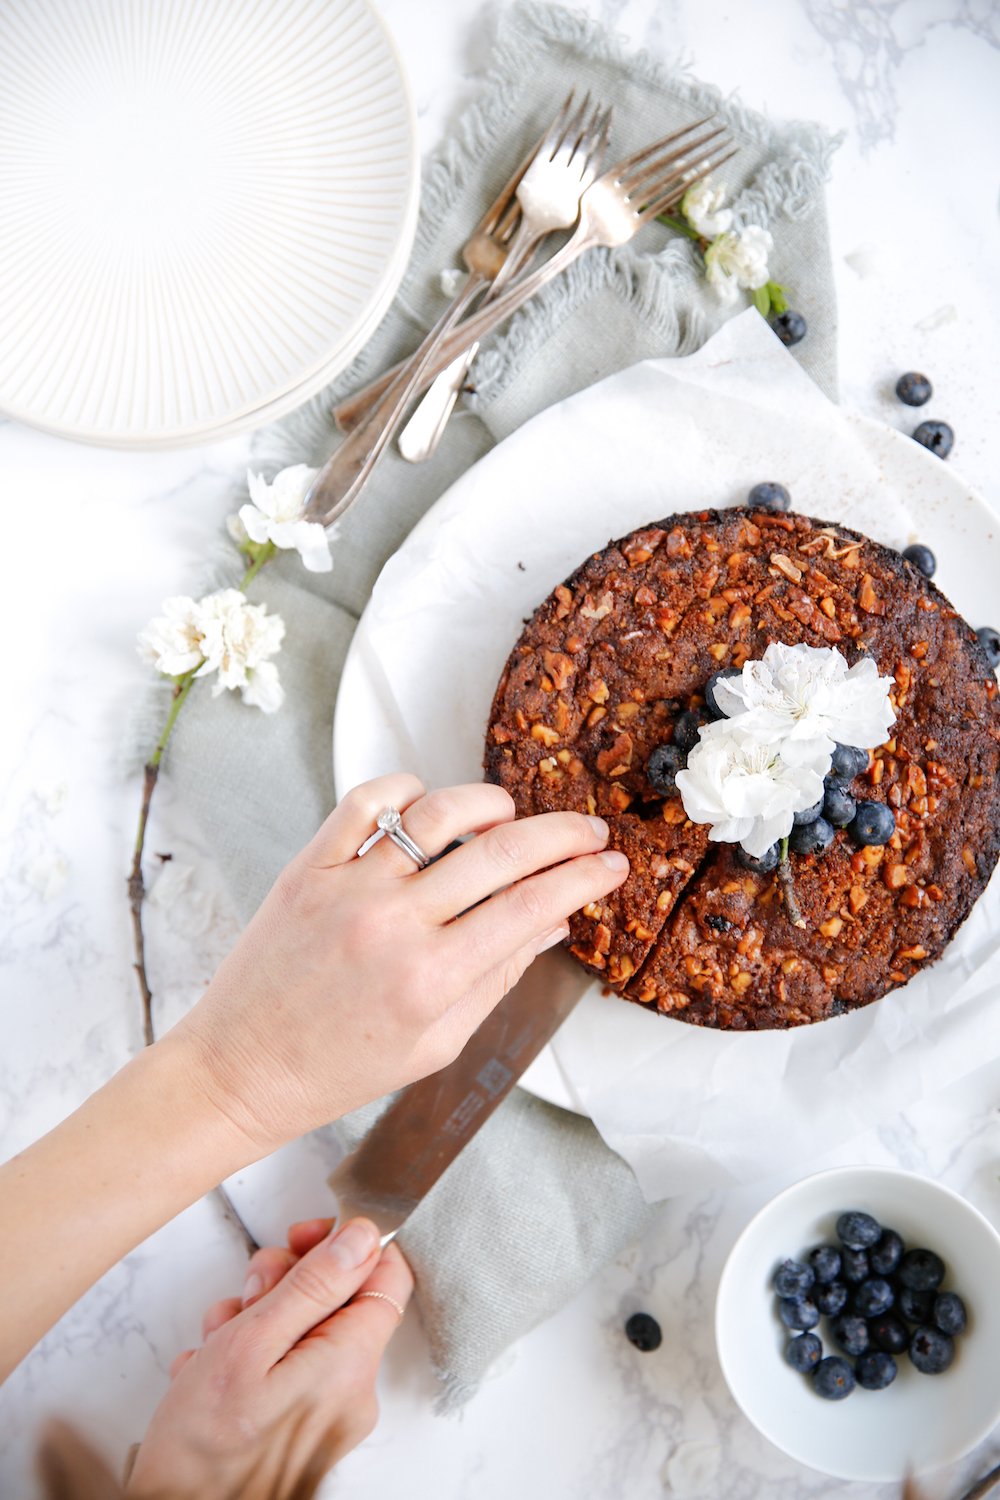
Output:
[777, 837, 806, 929]
[656, 212, 704, 245]
[239, 540, 276, 592]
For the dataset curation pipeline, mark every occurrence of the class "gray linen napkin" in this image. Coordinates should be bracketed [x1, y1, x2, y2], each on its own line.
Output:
[155, 0, 840, 1409]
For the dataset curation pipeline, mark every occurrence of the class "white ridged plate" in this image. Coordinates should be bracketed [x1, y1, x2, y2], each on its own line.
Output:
[0, 0, 418, 447]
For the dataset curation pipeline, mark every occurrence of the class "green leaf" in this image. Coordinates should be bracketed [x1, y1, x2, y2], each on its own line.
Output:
[766, 280, 789, 315]
[751, 284, 771, 316]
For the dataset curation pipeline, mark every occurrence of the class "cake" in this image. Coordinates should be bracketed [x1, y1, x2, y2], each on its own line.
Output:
[484, 508, 1000, 1029]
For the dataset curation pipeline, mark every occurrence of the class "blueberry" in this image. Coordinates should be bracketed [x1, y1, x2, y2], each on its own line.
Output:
[789, 817, 835, 856]
[853, 1278, 894, 1318]
[841, 1248, 870, 1285]
[773, 1259, 815, 1298]
[647, 744, 685, 794]
[933, 1292, 967, 1336]
[869, 1230, 904, 1277]
[779, 1296, 819, 1331]
[748, 481, 791, 512]
[624, 1312, 662, 1351]
[673, 709, 704, 754]
[831, 1314, 869, 1356]
[976, 626, 1000, 668]
[792, 797, 824, 827]
[896, 372, 932, 407]
[812, 1355, 855, 1400]
[771, 310, 807, 347]
[849, 801, 896, 848]
[829, 743, 869, 780]
[902, 543, 936, 578]
[898, 1285, 934, 1324]
[837, 1211, 881, 1251]
[856, 1350, 898, 1390]
[815, 1281, 848, 1317]
[736, 843, 780, 875]
[809, 1246, 842, 1284]
[785, 1332, 823, 1372]
[869, 1312, 909, 1354]
[899, 1248, 945, 1292]
[823, 782, 857, 828]
[705, 668, 741, 719]
[909, 1325, 955, 1375]
[912, 420, 954, 459]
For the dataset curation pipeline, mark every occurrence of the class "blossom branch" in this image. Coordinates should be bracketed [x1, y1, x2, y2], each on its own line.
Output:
[776, 837, 806, 929]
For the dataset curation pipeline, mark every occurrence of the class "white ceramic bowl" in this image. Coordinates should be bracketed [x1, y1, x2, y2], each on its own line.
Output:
[716, 1166, 1000, 1482]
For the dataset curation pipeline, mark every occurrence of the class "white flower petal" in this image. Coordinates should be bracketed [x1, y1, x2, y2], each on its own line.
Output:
[238, 502, 271, 544]
[241, 659, 284, 713]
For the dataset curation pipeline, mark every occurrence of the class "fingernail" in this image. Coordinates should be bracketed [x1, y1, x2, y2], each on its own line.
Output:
[586, 815, 609, 840]
[600, 850, 630, 873]
[242, 1272, 264, 1306]
[537, 924, 569, 953]
[327, 1220, 380, 1269]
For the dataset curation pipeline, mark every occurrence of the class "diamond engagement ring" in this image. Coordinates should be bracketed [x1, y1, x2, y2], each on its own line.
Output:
[356, 805, 430, 870]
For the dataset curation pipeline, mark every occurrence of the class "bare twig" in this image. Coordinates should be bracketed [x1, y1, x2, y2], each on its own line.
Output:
[777, 837, 806, 928]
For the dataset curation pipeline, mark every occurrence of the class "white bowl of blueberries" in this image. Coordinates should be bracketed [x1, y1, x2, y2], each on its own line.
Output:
[715, 1165, 1000, 1482]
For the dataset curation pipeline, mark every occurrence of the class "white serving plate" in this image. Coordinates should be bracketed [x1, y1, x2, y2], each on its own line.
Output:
[0, 0, 418, 448]
[333, 355, 999, 1116]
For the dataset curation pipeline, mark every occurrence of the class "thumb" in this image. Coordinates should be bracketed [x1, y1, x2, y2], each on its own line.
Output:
[244, 1218, 382, 1361]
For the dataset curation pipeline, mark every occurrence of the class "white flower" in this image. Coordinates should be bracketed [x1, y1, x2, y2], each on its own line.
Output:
[226, 511, 250, 549]
[195, 588, 285, 712]
[704, 225, 774, 304]
[712, 643, 896, 767]
[681, 177, 733, 238]
[439, 267, 465, 298]
[676, 721, 827, 858]
[239, 465, 331, 573]
[138, 596, 208, 677]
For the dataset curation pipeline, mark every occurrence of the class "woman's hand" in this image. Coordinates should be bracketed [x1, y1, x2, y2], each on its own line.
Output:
[178, 774, 628, 1151]
[127, 1216, 409, 1496]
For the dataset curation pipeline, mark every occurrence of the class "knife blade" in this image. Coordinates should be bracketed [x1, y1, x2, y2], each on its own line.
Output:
[328, 948, 588, 1239]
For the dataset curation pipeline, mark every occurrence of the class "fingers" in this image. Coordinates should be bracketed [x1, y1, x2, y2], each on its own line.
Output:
[306, 1243, 415, 1370]
[303, 773, 426, 868]
[444, 846, 629, 978]
[242, 1218, 382, 1359]
[419, 809, 610, 919]
[201, 1297, 243, 1339]
[363, 783, 515, 877]
[287, 1218, 335, 1257]
[241, 1246, 298, 1307]
[170, 1349, 196, 1380]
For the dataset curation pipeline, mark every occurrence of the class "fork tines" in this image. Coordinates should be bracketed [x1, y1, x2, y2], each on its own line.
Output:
[610, 116, 737, 220]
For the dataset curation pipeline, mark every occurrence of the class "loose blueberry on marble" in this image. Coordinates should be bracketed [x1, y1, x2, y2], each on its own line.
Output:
[853, 1278, 894, 1318]
[869, 1230, 904, 1277]
[792, 797, 824, 826]
[812, 1356, 855, 1401]
[705, 668, 741, 719]
[673, 708, 704, 754]
[902, 543, 936, 578]
[840, 1248, 870, 1285]
[647, 744, 685, 794]
[870, 1312, 909, 1354]
[912, 419, 954, 459]
[748, 481, 791, 512]
[785, 1332, 823, 1372]
[909, 1326, 955, 1375]
[898, 1285, 935, 1325]
[624, 1312, 662, 1352]
[933, 1292, 967, 1336]
[895, 372, 932, 407]
[737, 843, 780, 875]
[823, 782, 857, 828]
[809, 1246, 841, 1284]
[779, 1296, 820, 1331]
[773, 1259, 815, 1298]
[856, 1350, 898, 1391]
[789, 816, 835, 856]
[849, 801, 896, 848]
[976, 626, 1000, 668]
[831, 1313, 869, 1357]
[815, 1281, 848, 1318]
[829, 743, 869, 780]
[838, 1211, 882, 1251]
[899, 1248, 945, 1292]
[771, 310, 807, 347]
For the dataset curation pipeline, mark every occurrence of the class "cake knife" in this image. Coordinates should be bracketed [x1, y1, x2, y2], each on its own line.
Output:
[327, 948, 588, 1241]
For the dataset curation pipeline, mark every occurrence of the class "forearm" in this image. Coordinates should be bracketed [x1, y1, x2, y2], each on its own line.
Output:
[0, 1031, 260, 1381]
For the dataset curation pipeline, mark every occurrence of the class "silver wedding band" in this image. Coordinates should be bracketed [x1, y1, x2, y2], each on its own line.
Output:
[353, 1289, 405, 1320]
[356, 805, 431, 870]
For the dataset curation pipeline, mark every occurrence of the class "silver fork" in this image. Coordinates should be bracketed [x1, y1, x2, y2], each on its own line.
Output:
[397, 94, 612, 463]
[301, 96, 609, 530]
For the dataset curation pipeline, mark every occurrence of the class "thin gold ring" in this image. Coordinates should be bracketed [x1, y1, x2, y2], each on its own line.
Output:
[353, 1289, 405, 1320]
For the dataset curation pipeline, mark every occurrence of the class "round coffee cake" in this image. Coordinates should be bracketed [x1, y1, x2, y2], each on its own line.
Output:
[484, 508, 1000, 1029]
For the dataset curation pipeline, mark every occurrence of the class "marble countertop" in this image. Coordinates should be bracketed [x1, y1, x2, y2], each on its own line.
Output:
[2, 1, 1000, 1496]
